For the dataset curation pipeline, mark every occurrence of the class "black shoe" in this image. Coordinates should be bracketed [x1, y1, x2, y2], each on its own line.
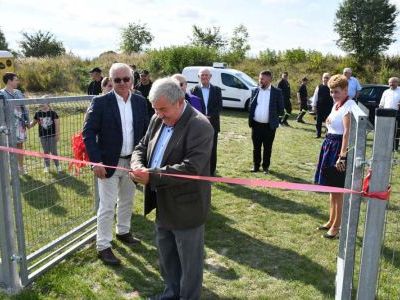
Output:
[315, 135, 321, 139]
[297, 119, 305, 123]
[317, 225, 330, 231]
[250, 167, 260, 172]
[263, 168, 269, 174]
[282, 121, 290, 126]
[323, 232, 339, 239]
[97, 248, 121, 265]
[116, 233, 141, 246]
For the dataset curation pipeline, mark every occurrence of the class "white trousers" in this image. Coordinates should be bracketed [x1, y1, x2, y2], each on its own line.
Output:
[96, 158, 136, 251]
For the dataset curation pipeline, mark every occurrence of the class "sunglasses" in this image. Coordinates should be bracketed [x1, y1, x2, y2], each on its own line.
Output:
[113, 77, 131, 84]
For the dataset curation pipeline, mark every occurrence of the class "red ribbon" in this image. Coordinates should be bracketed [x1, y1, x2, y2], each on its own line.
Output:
[0, 146, 391, 200]
[361, 169, 391, 201]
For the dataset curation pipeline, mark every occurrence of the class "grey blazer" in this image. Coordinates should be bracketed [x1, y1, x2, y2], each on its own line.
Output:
[131, 105, 214, 230]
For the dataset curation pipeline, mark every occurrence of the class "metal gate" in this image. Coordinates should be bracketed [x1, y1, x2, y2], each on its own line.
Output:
[0, 95, 97, 292]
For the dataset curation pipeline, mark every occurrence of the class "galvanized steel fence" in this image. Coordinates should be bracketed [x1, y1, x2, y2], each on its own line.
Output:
[0, 95, 96, 292]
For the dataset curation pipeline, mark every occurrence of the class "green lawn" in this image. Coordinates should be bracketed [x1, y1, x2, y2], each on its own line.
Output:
[2, 108, 399, 299]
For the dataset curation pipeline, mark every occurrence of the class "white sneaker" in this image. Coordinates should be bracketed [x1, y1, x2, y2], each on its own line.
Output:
[44, 167, 49, 173]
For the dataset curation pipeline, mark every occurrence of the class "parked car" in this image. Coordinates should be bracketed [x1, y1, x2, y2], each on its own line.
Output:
[357, 84, 389, 123]
[182, 63, 258, 110]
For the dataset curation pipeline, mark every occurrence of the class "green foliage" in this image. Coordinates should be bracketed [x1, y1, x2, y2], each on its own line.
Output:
[120, 22, 154, 54]
[283, 48, 307, 64]
[146, 46, 219, 76]
[229, 24, 250, 60]
[334, 0, 398, 62]
[0, 28, 9, 50]
[190, 25, 227, 49]
[19, 30, 65, 57]
[306, 50, 324, 71]
[16, 55, 88, 93]
[258, 49, 279, 65]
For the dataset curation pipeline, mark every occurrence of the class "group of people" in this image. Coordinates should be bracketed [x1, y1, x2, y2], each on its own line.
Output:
[0, 72, 61, 174]
[83, 62, 222, 299]
[3, 61, 400, 299]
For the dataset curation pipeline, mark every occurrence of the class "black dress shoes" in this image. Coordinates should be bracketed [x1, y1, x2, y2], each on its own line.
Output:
[250, 167, 260, 172]
[263, 169, 269, 174]
[116, 233, 141, 246]
[98, 248, 121, 265]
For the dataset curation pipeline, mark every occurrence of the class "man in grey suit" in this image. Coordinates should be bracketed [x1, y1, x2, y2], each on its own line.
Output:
[191, 68, 222, 176]
[130, 77, 214, 300]
[248, 70, 284, 174]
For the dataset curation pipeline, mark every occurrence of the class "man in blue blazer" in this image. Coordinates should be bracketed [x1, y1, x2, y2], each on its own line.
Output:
[83, 63, 149, 265]
[249, 70, 284, 174]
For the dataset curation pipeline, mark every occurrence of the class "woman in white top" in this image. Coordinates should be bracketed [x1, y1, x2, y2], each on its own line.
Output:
[314, 74, 357, 239]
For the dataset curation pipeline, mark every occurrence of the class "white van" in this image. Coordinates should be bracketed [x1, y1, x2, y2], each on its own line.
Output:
[182, 63, 258, 110]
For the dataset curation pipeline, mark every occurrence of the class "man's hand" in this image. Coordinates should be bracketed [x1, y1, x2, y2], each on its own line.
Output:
[93, 165, 107, 179]
[129, 168, 150, 185]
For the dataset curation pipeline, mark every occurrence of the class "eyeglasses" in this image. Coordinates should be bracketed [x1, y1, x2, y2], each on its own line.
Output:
[113, 77, 131, 84]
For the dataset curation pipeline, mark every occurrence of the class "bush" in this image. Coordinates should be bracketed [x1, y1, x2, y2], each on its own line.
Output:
[146, 46, 220, 76]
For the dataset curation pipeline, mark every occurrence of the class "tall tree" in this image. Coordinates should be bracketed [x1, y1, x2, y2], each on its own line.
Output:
[120, 22, 154, 54]
[190, 25, 227, 49]
[19, 30, 65, 57]
[334, 0, 398, 62]
[0, 28, 9, 50]
[230, 24, 250, 59]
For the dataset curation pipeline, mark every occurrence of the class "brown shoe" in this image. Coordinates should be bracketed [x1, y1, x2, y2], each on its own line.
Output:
[116, 233, 141, 246]
[97, 247, 121, 265]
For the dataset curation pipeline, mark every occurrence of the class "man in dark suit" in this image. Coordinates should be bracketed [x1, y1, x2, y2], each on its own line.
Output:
[249, 70, 284, 174]
[277, 71, 291, 126]
[191, 67, 222, 176]
[130, 78, 214, 300]
[87, 67, 103, 95]
[83, 63, 149, 265]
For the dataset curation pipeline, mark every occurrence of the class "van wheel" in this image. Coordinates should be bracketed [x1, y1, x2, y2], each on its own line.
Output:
[244, 99, 250, 112]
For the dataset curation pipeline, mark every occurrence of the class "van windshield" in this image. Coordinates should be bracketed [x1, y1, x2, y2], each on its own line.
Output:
[236, 72, 257, 88]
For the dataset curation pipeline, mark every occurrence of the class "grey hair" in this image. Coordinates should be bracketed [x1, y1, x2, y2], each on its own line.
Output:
[343, 67, 352, 74]
[389, 77, 399, 83]
[171, 73, 187, 83]
[149, 77, 185, 104]
[198, 67, 211, 76]
[109, 63, 133, 79]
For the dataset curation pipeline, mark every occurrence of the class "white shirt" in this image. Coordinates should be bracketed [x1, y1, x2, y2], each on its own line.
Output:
[379, 87, 400, 110]
[326, 99, 357, 134]
[347, 77, 362, 99]
[114, 91, 134, 156]
[200, 84, 210, 115]
[253, 86, 271, 123]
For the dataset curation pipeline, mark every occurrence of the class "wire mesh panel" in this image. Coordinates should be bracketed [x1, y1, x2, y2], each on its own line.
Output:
[5, 96, 96, 284]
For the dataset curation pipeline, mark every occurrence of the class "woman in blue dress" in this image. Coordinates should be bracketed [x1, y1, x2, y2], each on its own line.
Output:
[314, 74, 357, 239]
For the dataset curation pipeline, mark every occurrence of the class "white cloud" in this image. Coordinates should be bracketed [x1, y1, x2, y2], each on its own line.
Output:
[283, 18, 307, 28]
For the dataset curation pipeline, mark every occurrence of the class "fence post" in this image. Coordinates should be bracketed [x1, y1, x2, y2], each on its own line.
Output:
[336, 114, 367, 299]
[356, 108, 396, 300]
[0, 96, 22, 293]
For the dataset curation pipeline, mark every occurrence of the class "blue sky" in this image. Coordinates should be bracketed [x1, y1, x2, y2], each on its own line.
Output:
[1, 0, 399, 58]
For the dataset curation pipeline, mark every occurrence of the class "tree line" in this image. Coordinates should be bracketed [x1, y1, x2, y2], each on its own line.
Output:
[0, 0, 398, 65]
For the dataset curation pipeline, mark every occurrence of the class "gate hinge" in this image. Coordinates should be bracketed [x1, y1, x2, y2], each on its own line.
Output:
[10, 254, 22, 262]
[0, 126, 10, 135]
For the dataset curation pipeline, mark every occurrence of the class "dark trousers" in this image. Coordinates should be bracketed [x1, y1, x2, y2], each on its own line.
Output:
[251, 121, 276, 170]
[210, 132, 218, 175]
[394, 118, 400, 151]
[316, 111, 330, 137]
[155, 223, 204, 300]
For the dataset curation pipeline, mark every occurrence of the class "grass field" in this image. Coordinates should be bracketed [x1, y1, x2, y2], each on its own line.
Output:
[1, 108, 399, 299]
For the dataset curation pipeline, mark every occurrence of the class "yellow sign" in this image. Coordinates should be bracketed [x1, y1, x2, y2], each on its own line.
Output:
[0, 51, 15, 89]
